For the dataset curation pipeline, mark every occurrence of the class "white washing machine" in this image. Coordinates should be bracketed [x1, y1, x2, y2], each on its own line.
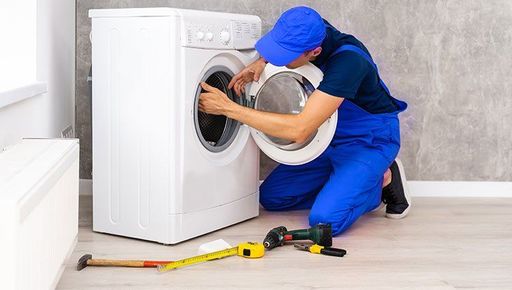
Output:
[89, 8, 338, 244]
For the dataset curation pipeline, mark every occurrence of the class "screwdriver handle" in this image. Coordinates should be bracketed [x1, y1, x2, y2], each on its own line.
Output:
[320, 247, 346, 257]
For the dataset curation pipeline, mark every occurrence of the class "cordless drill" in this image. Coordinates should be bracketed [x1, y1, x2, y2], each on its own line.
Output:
[263, 224, 332, 250]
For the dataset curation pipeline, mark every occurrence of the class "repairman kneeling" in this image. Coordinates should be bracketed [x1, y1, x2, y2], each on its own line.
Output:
[199, 6, 411, 236]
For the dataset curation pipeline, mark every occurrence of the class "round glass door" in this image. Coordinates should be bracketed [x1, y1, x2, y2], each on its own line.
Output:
[254, 71, 317, 150]
[248, 63, 338, 165]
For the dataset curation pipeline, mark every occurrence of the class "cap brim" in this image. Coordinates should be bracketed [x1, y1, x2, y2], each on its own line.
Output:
[255, 32, 303, 67]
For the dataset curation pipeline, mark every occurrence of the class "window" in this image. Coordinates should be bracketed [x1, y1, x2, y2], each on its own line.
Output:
[0, 1, 37, 91]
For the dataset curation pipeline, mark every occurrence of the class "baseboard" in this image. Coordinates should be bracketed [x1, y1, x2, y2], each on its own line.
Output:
[79, 179, 92, 196]
[408, 181, 512, 197]
[83, 178, 512, 197]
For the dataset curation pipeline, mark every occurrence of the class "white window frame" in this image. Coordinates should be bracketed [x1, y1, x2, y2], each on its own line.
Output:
[0, 1, 47, 109]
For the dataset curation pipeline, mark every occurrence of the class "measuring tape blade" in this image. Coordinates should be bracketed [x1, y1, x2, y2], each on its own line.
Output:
[157, 242, 264, 272]
[157, 247, 238, 272]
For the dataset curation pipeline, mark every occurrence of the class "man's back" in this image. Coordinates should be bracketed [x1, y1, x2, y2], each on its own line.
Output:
[312, 20, 398, 114]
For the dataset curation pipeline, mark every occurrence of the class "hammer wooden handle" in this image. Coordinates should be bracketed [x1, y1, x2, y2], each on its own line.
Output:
[87, 259, 171, 268]
[77, 254, 173, 271]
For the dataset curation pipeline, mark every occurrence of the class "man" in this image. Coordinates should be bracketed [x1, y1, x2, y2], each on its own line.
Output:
[199, 6, 410, 236]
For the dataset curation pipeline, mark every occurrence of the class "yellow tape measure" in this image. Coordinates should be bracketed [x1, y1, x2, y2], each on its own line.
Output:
[157, 242, 264, 272]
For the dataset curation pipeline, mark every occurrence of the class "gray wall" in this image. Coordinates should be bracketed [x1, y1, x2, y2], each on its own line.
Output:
[76, 0, 512, 181]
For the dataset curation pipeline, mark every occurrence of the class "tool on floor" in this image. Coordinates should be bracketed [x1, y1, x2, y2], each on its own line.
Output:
[76, 254, 172, 271]
[263, 223, 332, 250]
[157, 242, 264, 272]
[294, 243, 347, 257]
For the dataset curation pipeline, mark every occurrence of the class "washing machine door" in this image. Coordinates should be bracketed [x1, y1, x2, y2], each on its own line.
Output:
[247, 63, 338, 165]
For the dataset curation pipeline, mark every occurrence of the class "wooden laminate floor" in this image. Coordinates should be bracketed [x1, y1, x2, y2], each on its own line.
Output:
[57, 196, 512, 289]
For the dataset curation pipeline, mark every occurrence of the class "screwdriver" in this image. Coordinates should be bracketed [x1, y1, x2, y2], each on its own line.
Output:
[294, 243, 347, 257]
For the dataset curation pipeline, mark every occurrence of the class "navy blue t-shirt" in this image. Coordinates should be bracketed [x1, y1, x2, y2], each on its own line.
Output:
[311, 20, 398, 114]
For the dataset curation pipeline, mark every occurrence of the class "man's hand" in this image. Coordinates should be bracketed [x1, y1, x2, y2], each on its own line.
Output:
[198, 82, 237, 115]
[228, 57, 267, 96]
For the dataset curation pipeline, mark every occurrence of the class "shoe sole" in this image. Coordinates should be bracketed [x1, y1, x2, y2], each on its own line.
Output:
[386, 158, 412, 219]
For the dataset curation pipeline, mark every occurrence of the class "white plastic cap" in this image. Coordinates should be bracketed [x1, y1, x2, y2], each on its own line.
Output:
[197, 239, 232, 255]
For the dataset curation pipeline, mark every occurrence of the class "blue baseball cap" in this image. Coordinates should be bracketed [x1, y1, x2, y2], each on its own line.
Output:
[255, 6, 326, 66]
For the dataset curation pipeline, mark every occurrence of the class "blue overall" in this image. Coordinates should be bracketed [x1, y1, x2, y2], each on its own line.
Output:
[260, 45, 408, 236]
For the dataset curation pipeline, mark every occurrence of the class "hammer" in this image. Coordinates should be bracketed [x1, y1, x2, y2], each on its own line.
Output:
[77, 254, 172, 271]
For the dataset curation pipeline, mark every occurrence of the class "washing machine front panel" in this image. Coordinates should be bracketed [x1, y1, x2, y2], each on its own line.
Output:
[247, 63, 338, 165]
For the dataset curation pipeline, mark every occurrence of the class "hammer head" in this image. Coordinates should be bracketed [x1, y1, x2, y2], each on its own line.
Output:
[76, 254, 92, 271]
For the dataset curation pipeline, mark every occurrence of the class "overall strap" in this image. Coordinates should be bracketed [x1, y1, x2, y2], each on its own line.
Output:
[322, 44, 391, 96]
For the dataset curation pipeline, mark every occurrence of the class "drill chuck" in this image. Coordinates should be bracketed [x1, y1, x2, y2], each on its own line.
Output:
[263, 226, 288, 250]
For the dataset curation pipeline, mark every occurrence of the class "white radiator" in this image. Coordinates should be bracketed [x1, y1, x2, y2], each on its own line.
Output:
[0, 139, 79, 290]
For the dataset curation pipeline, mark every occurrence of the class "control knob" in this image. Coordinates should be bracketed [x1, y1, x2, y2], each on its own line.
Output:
[220, 30, 231, 44]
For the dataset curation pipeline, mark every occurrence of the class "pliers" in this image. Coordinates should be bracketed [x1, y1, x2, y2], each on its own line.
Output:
[294, 243, 347, 257]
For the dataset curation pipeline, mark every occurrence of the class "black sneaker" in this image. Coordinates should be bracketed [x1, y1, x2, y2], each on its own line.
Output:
[381, 159, 411, 219]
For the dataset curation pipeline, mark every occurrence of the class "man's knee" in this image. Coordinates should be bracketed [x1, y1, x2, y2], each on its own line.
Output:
[259, 180, 275, 209]
[259, 193, 278, 211]
[259, 180, 288, 211]
[260, 180, 318, 211]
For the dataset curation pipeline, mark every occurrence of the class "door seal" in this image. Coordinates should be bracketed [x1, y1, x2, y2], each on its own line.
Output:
[240, 95, 256, 109]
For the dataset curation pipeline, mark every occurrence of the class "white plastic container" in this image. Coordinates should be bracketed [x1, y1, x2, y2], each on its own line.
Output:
[0, 139, 79, 290]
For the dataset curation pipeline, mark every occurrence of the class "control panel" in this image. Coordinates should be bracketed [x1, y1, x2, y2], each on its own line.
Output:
[180, 11, 261, 50]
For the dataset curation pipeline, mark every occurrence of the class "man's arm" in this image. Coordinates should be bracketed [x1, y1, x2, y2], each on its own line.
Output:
[199, 82, 343, 143]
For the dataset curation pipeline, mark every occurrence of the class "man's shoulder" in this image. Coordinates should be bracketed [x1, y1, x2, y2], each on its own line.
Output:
[322, 51, 369, 74]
